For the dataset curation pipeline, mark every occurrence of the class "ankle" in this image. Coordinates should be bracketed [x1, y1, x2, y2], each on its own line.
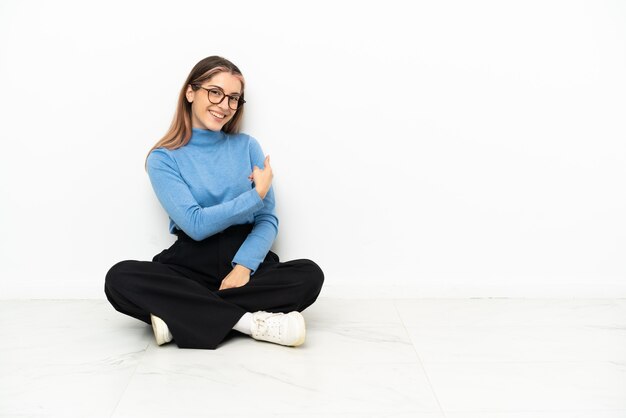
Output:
[232, 312, 253, 335]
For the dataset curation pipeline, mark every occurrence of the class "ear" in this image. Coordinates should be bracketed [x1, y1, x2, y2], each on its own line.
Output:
[185, 85, 195, 103]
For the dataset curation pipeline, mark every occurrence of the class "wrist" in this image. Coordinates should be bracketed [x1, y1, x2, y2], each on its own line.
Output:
[255, 189, 266, 200]
[234, 264, 251, 273]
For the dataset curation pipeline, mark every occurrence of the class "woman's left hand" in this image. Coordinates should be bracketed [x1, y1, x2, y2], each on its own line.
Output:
[219, 264, 251, 290]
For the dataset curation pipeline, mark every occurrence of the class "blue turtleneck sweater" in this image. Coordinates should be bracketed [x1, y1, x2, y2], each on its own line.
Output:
[146, 128, 278, 275]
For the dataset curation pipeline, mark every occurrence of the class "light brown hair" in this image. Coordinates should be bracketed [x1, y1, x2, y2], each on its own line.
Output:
[144, 56, 246, 170]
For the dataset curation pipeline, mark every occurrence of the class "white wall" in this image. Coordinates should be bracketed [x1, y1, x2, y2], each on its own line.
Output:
[1, 0, 624, 299]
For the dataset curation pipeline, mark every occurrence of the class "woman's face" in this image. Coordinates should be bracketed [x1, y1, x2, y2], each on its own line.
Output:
[186, 71, 243, 131]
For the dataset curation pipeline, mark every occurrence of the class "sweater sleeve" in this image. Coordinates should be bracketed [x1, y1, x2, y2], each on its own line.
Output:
[146, 148, 264, 241]
[231, 137, 279, 275]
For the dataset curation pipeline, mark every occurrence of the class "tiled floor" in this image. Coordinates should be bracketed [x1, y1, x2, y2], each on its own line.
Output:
[1, 298, 625, 417]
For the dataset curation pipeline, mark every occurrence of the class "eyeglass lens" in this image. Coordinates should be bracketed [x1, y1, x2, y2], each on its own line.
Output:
[207, 89, 241, 110]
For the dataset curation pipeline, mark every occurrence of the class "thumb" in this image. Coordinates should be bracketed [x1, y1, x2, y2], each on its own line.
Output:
[264, 155, 271, 166]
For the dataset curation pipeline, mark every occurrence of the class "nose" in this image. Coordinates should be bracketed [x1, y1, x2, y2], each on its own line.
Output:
[218, 96, 230, 112]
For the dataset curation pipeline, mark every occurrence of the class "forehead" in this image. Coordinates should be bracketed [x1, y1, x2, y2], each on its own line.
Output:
[203, 72, 243, 94]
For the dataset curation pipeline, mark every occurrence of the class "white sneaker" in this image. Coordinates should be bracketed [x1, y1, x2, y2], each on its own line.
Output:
[250, 311, 306, 347]
[150, 314, 173, 345]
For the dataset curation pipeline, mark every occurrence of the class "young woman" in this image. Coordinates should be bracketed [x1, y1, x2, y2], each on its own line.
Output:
[104, 56, 324, 350]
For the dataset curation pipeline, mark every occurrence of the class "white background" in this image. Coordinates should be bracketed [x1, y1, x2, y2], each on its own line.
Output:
[1, 0, 624, 298]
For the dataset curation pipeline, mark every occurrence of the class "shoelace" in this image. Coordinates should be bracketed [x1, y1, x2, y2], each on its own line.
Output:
[254, 313, 284, 338]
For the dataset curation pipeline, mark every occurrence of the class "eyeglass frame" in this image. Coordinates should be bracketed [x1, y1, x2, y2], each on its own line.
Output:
[192, 84, 246, 110]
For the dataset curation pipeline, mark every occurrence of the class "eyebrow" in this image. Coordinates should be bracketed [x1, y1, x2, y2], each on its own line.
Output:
[206, 85, 241, 96]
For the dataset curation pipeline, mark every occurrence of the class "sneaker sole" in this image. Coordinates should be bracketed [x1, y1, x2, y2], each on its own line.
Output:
[150, 314, 170, 346]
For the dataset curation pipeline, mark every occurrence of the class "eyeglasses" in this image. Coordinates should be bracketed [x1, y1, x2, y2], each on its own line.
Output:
[195, 85, 246, 110]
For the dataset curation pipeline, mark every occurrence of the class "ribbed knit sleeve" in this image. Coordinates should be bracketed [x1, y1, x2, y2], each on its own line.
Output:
[231, 137, 279, 275]
[146, 148, 264, 241]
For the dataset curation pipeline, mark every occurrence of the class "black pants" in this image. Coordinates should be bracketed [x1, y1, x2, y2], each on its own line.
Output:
[104, 224, 324, 349]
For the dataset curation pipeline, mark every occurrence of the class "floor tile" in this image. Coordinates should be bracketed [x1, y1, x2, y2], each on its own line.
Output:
[424, 361, 626, 413]
[404, 325, 626, 363]
[445, 411, 626, 418]
[394, 299, 626, 328]
[3, 298, 624, 417]
[111, 350, 441, 417]
[0, 299, 146, 331]
[304, 297, 403, 325]
[0, 325, 147, 417]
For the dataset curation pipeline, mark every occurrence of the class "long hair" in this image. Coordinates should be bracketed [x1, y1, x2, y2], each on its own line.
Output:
[144, 56, 246, 170]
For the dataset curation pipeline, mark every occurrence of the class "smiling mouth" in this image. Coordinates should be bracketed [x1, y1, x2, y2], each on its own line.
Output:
[209, 110, 226, 120]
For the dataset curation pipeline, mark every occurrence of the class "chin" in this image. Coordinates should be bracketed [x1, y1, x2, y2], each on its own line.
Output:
[204, 120, 226, 131]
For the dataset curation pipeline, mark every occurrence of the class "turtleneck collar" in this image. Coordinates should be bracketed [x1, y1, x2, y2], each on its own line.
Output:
[189, 127, 226, 145]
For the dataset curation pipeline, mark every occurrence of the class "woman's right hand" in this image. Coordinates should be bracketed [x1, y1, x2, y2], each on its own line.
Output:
[249, 155, 273, 199]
